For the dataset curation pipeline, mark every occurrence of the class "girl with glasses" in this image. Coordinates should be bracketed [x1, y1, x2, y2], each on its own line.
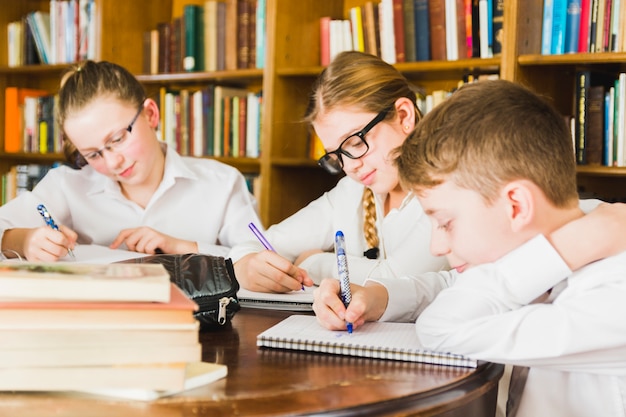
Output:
[0, 60, 261, 261]
[230, 51, 448, 293]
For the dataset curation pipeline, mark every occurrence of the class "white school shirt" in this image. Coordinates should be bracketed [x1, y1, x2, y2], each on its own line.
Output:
[228, 176, 448, 284]
[0, 145, 261, 256]
[376, 235, 626, 417]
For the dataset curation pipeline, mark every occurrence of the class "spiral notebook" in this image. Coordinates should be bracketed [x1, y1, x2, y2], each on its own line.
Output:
[257, 315, 477, 368]
[237, 287, 314, 311]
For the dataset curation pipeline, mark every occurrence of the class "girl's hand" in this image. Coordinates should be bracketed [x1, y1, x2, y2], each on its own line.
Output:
[234, 251, 313, 293]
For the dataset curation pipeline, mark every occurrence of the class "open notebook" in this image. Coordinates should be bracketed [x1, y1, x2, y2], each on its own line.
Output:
[237, 286, 314, 311]
[257, 315, 477, 368]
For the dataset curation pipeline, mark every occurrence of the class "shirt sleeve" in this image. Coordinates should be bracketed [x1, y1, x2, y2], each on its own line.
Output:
[197, 169, 261, 255]
[416, 235, 626, 374]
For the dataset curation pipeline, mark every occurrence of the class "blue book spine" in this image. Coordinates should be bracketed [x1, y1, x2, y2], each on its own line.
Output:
[564, 0, 582, 53]
[551, 0, 567, 54]
[541, 0, 554, 54]
[414, 0, 430, 61]
[256, 0, 266, 68]
[487, 0, 493, 48]
[604, 90, 611, 166]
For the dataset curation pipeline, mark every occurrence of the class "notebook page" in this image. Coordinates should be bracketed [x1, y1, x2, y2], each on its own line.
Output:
[257, 315, 477, 367]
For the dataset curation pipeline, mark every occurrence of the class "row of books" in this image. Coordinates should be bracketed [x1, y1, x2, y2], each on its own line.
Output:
[0, 260, 227, 398]
[321, 0, 503, 66]
[305, 73, 499, 160]
[143, 0, 266, 74]
[573, 71, 626, 167]
[542, 0, 626, 55]
[1, 163, 57, 205]
[3, 87, 63, 155]
[6, 0, 97, 67]
[157, 85, 262, 158]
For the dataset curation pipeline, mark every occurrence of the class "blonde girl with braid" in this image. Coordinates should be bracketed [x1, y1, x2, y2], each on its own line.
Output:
[230, 51, 448, 293]
[0, 60, 261, 261]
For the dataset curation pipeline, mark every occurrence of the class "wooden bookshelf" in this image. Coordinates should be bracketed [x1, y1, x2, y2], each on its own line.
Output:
[1, 0, 626, 230]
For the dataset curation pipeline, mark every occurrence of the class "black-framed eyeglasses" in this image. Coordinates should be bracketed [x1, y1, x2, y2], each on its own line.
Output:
[81, 103, 144, 162]
[317, 108, 389, 175]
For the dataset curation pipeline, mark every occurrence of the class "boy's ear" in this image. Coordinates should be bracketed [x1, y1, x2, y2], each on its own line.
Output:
[394, 97, 416, 131]
[502, 180, 534, 232]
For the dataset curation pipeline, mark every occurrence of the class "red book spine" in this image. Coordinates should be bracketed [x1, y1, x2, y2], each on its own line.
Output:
[392, 0, 406, 62]
[320, 16, 331, 65]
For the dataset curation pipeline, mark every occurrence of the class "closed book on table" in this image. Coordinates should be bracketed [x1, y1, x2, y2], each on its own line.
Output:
[257, 314, 478, 368]
[0, 283, 197, 329]
[0, 262, 171, 302]
[0, 362, 194, 392]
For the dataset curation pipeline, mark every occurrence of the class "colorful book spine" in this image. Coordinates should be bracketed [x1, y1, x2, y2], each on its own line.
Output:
[551, 0, 568, 54]
[564, 0, 582, 53]
[541, 0, 555, 54]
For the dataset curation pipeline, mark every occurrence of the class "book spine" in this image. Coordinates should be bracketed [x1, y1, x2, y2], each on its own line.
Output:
[491, 0, 504, 55]
[255, 0, 266, 68]
[589, 0, 599, 52]
[541, 0, 555, 54]
[564, 0, 582, 53]
[585, 84, 606, 165]
[575, 70, 590, 164]
[578, 0, 591, 52]
[320, 16, 331, 66]
[471, 0, 481, 57]
[403, 0, 416, 61]
[551, 0, 567, 54]
[392, 0, 406, 62]
[237, 0, 251, 69]
[429, 0, 447, 60]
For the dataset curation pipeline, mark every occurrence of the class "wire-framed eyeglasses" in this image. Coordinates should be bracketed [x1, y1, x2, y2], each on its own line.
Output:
[317, 108, 389, 175]
[81, 103, 144, 162]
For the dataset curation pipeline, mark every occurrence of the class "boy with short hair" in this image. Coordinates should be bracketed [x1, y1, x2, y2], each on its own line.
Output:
[313, 80, 626, 416]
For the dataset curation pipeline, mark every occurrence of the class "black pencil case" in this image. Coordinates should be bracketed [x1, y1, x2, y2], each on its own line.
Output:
[118, 253, 241, 330]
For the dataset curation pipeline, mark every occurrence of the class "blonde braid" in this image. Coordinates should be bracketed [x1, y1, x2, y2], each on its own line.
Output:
[362, 188, 380, 259]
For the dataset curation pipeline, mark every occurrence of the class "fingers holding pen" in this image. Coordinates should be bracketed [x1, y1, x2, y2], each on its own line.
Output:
[235, 251, 311, 293]
[22, 226, 75, 261]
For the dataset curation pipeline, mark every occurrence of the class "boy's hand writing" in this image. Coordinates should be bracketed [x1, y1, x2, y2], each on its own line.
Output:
[234, 251, 313, 293]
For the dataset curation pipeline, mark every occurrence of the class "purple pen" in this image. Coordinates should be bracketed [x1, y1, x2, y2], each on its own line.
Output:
[248, 222, 276, 252]
[249, 222, 304, 291]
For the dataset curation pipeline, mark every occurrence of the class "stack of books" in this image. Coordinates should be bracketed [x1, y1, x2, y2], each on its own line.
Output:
[0, 262, 226, 400]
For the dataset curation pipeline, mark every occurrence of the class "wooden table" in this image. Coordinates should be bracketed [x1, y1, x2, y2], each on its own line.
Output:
[0, 308, 503, 417]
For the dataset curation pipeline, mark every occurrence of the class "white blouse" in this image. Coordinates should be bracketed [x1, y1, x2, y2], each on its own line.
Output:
[0, 145, 261, 256]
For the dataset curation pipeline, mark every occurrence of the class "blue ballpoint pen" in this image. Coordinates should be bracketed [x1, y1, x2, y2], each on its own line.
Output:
[37, 204, 75, 259]
[334, 230, 353, 334]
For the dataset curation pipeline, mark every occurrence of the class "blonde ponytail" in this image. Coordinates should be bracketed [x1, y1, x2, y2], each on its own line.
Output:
[362, 188, 379, 259]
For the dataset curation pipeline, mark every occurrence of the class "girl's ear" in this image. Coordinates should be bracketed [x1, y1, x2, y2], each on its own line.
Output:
[394, 97, 417, 132]
[143, 98, 160, 129]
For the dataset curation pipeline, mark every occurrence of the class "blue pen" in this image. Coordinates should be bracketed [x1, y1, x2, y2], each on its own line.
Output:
[334, 230, 353, 333]
[248, 222, 305, 291]
[37, 204, 75, 259]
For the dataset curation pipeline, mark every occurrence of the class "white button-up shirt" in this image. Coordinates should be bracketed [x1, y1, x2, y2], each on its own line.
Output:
[0, 145, 261, 256]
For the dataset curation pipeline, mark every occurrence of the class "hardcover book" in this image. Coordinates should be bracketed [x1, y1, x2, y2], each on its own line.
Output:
[0, 261, 171, 302]
[0, 283, 198, 329]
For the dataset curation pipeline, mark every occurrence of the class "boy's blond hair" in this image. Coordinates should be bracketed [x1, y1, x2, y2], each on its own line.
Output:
[396, 79, 579, 207]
